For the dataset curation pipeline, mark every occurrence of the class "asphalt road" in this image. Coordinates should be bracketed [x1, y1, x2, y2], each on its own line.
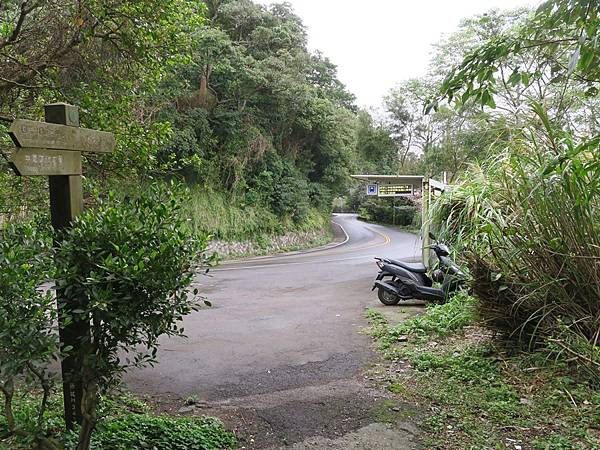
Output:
[125, 213, 422, 448]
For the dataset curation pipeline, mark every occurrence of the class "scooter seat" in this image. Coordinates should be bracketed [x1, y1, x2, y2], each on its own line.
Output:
[387, 259, 427, 273]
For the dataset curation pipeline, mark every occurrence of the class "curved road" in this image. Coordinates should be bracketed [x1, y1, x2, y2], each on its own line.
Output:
[125, 214, 422, 448]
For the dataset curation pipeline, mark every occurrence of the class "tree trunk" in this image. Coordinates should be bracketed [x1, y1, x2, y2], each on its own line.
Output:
[26, 362, 51, 430]
[76, 384, 97, 449]
[76, 361, 98, 450]
[198, 64, 213, 107]
[1, 378, 15, 434]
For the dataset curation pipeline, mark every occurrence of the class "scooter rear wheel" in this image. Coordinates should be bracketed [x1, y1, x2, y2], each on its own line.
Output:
[377, 287, 400, 305]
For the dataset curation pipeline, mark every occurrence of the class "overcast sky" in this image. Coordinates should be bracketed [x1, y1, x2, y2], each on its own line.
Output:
[257, 0, 540, 108]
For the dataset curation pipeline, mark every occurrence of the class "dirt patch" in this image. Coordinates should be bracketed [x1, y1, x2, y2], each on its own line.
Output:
[282, 423, 420, 450]
[142, 374, 422, 449]
[365, 299, 426, 324]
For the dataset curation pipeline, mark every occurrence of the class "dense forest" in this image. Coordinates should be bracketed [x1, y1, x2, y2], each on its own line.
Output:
[0, 1, 547, 238]
[0, 0, 377, 241]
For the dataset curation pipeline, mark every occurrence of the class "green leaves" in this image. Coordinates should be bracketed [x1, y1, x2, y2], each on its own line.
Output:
[0, 221, 58, 436]
[53, 182, 210, 392]
[437, 0, 600, 112]
[91, 413, 236, 450]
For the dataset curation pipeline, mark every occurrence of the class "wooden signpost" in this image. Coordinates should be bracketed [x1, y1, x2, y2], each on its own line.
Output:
[3, 103, 115, 429]
[9, 148, 82, 176]
[9, 119, 115, 153]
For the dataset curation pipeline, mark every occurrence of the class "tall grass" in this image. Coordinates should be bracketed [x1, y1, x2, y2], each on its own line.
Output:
[184, 188, 329, 242]
[431, 110, 600, 382]
[85, 179, 331, 242]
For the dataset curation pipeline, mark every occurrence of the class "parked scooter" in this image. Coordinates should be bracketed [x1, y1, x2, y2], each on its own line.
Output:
[372, 233, 466, 305]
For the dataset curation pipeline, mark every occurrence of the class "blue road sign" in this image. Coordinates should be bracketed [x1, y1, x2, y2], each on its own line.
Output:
[367, 184, 378, 196]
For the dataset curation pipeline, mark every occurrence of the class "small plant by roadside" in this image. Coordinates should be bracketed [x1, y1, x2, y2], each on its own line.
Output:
[0, 183, 220, 449]
[53, 184, 211, 449]
[0, 392, 236, 450]
[365, 295, 600, 449]
[0, 221, 59, 449]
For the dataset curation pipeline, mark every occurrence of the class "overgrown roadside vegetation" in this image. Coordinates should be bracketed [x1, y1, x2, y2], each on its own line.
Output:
[364, 2, 600, 445]
[0, 185, 219, 449]
[186, 189, 334, 258]
[0, 392, 235, 450]
[365, 295, 600, 449]
[336, 186, 422, 234]
[362, 2, 600, 446]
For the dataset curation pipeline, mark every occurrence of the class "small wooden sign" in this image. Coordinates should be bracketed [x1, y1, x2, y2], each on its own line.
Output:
[9, 148, 82, 176]
[9, 119, 116, 153]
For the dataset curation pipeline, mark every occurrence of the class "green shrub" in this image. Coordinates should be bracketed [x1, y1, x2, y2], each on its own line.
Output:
[89, 415, 236, 450]
[431, 108, 600, 382]
[2, 392, 236, 450]
[54, 184, 210, 448]
[0, 221, 58, 441]
[272, 175, 311, 223]
[359, 198, 417, 226]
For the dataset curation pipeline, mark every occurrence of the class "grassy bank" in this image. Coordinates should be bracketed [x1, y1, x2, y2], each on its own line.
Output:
[185, 189, 329, 240]
[184, 188, 333, 251]
[365, 295, 599, 449]
[0, 392, 235, 450]
[88, 181, 334, 254]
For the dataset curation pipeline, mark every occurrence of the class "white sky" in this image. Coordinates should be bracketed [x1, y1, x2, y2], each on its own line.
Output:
[258, 0, 540, 108]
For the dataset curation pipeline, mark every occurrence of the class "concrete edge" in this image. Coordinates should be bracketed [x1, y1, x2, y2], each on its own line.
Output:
[223, 218, 350, 265]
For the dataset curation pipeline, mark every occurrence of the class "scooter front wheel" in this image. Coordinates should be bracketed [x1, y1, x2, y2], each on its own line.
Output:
[377, 286, 400, 305]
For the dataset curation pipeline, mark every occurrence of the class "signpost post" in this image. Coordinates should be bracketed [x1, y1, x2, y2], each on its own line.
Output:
[4, 103, 115, 429]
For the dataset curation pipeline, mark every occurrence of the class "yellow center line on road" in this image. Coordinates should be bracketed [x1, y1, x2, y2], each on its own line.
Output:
[222, 220, 391, 266]
[322, 225, 391, 255]
[212, 223, 392, 272]
[279, 225, 392, 260]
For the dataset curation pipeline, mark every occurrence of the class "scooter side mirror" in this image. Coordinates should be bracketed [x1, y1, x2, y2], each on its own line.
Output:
[428, 232, 437, 241]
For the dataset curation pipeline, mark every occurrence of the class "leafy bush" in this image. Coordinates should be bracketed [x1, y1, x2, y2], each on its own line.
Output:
[2, 391, 236, 450]
[358, 198, 417, 226]
[272, 175, 311, 223]
[90, 415, 235, 450]
[431, 109, 600, 382]
[0, 221, 58, 442]
[54, 184, 211, 448]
